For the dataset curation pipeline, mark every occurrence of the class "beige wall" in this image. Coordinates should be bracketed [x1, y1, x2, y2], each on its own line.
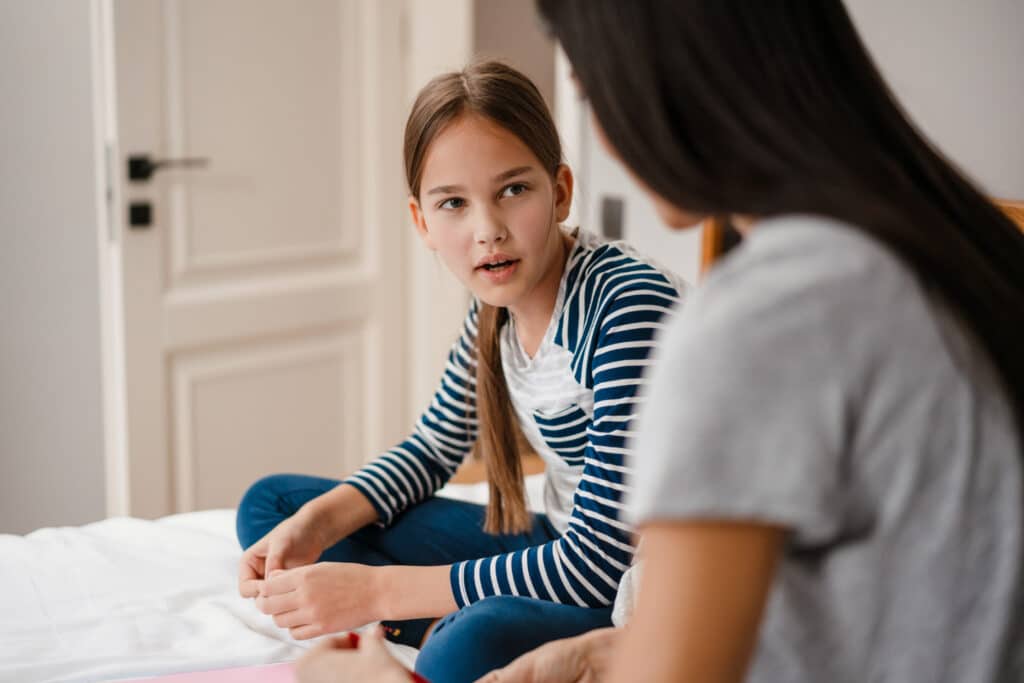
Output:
[0, 0, 107, 534]
[581, 0, 1024, 283]
[847, 0, 1024, 199]
[474, 0, 555, 107]
[2, 0, 1017, 534]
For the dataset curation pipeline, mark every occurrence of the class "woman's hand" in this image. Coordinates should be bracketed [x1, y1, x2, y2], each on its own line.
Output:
[476, 628, 618, 683]
[257, 562, 383, 639]
[295, 627, 410, 683]
[238, 512, 328, 598]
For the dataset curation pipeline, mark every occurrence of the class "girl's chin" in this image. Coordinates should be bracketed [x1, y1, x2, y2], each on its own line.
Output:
[473, 292, 519, 309]
[466, 264, 525, 308]
[468, 284, 522, 310]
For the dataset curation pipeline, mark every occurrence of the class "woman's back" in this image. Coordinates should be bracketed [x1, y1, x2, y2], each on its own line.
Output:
[630, 214, 1022, 682]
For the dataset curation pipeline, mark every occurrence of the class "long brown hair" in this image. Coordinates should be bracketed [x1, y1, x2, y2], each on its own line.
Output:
[403, 61, 563, 534]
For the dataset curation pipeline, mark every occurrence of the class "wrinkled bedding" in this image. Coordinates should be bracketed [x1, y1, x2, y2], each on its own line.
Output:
[0, 476, 545, 683]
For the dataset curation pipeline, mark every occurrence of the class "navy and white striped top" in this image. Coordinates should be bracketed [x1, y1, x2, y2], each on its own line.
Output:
[344, 228, 685, 609]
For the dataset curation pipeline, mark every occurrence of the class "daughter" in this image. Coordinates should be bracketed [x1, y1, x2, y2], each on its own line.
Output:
[235, 60, 685, 682]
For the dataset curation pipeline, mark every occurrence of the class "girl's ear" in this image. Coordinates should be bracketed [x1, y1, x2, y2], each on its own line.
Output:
[408, 196, 436, 250]
[553, 164, 574, 223]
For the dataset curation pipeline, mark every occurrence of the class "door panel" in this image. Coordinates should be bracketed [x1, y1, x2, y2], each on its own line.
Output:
[172, 329, 365, 511]
[113, 0, 406, 517]
[168, 0, 361, 280]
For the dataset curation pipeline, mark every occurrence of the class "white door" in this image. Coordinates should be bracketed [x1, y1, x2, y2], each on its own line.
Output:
[109, 0, 408, 518]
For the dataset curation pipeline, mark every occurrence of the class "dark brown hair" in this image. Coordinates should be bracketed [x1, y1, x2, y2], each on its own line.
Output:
[403, 60, 563, 534]
[538, 0, 1024, 441]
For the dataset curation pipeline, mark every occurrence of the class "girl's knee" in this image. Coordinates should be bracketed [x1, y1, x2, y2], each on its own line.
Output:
[235, 473, 294, 548]
[430, 596, 526, 639]
[238, 473, 289, 510]
[415, 597, 533, 681]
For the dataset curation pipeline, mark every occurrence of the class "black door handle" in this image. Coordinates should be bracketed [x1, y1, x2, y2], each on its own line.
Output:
[128, 154, 210, 182]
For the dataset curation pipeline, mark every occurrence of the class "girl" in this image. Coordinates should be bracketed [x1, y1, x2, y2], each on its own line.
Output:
[298, 2, 1024, 682]
[235, 60, 685, 682]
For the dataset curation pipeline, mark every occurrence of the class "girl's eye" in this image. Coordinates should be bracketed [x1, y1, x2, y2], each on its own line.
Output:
[438, 197, 466, 210]
[501, 183, 529, 198]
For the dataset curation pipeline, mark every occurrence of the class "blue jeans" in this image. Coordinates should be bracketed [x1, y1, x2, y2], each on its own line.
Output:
[236, 474, 613, 682]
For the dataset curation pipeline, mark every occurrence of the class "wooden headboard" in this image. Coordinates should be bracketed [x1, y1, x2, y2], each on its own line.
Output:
[699, 199, 1024, 276]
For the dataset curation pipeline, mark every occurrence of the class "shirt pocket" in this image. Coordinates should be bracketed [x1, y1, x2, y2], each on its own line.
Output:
[532, 404, 590, 467]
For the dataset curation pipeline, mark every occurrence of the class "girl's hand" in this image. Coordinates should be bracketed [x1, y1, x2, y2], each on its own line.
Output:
[476, 628, 617, 683]
[295, 627, 410, 683]
[256, 562, 381, 639]
[238, 512, 327, 598]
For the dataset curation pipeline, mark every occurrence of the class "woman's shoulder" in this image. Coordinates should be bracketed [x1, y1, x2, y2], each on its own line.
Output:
[694, 214, 919, 327]
[675, 213, 1006, 415]
[708, 214, 910, 294]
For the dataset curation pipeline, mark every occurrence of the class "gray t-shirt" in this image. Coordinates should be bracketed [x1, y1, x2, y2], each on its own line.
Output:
[628, 215, 1022, 682]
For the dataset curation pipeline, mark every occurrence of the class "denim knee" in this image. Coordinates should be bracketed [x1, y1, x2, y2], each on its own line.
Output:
[235, 473, 294, 549]
[415, 596, 531, 683]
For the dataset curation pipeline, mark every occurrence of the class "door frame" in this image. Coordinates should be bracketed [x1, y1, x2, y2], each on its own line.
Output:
[91, 0, 130, 518]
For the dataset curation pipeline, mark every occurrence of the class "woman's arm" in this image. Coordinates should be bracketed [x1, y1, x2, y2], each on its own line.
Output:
[608, 521, 784, 683]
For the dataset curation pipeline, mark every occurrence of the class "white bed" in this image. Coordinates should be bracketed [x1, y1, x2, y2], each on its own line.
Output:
[0, 476, 546, 683]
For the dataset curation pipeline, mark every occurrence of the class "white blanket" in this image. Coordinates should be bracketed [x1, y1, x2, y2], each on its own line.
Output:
[0, 476, 546, 683]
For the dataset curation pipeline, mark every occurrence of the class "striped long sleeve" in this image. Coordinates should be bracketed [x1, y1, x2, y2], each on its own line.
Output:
[343, 301, 481, 525]
[449, 249, 681, 608]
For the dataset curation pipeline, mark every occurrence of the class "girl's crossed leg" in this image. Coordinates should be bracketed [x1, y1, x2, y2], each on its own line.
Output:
[237, 472, 611, 671]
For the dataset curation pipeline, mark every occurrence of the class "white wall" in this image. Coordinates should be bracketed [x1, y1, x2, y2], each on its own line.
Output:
[0, 1, 107, 534]
[847, 0, 1024, 199]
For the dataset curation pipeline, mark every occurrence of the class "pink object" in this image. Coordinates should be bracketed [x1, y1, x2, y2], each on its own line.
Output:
[117, 662, 295, 682]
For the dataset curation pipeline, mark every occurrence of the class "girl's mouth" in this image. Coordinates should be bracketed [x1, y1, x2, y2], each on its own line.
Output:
[476, 259, 520, 283]
[478, 259, 519, 271]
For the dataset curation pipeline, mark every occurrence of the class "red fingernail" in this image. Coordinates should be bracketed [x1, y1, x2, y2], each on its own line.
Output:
[347, 632, 360, 647]
[410, 673, 429, 683]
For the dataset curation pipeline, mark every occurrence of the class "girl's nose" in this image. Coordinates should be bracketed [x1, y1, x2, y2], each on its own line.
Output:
[474, 210, 508, 245]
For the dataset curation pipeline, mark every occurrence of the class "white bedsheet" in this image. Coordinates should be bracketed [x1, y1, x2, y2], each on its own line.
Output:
[0, 476, 546, 683]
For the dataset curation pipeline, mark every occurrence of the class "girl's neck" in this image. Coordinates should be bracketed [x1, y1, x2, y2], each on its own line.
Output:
[508, 229, 573, 358]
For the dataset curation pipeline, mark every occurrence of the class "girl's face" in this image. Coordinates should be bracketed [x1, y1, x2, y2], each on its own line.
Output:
[409, 114, 573, 310]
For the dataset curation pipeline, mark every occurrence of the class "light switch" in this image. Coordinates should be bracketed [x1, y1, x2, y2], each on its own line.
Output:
[600, 195, 625, 240]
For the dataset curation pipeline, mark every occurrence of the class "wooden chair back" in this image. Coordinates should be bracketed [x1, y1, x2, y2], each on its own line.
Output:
[699, 199, 1024, 275]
